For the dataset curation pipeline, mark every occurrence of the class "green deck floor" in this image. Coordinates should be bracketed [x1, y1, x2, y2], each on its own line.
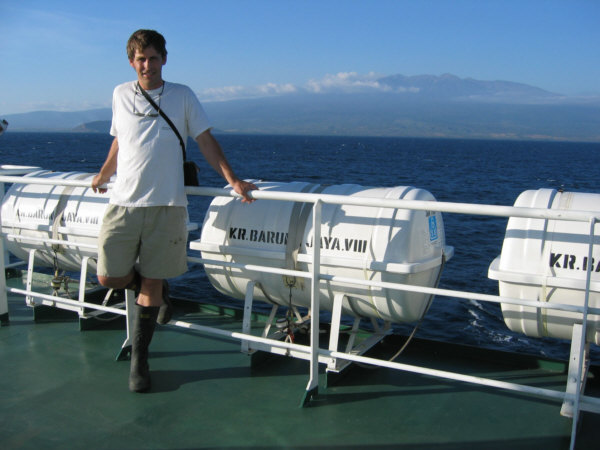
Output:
[1, 277, 599, 449]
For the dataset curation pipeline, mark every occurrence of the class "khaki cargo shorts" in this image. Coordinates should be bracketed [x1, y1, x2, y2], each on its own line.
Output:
[97, 205, 188, 279]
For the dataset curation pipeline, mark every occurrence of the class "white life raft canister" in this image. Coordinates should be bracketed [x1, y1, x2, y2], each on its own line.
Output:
[195, 181, 452, 323]
[1, 170, 108, 272]
[488, 189, 600, 344]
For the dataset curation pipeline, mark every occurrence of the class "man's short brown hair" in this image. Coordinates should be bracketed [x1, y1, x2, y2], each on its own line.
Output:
[126, 29, 167, 60]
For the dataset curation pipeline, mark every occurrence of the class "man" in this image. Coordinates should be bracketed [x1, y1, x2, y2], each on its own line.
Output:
[92, 29, 257, 393]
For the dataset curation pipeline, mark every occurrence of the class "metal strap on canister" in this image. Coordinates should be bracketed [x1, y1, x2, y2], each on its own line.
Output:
[284, 183, 326, 287]
[51, 173, 91, 253]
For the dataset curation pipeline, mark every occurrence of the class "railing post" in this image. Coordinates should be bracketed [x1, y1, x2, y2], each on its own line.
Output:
[301, 199, 322, 407]
[0, 181, 9, 268]
[0, 194, 7, 324]
[116, 288, 136, 361]
[241, 280, 256, 354]
[327, 293, 346, 372]
[77, 256, 90, 318]
[567, 216, 598, 449]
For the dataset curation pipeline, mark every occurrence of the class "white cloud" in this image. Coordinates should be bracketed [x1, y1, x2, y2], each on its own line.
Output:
[198, 82, 298, 102]
[304, 72, 389, 93]
[197, 72, 393, 102]
[257, 83, 298, 96]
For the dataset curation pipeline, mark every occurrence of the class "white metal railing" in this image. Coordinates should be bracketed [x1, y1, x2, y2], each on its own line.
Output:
[0, 173, 598, 449]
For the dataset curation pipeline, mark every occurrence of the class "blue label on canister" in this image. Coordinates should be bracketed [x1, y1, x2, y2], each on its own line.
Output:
[428, 215, 438, 241]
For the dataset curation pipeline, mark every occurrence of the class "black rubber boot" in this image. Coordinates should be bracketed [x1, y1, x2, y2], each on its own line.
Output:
[129, 304, 159, 393]
[156, 280, 172, 325]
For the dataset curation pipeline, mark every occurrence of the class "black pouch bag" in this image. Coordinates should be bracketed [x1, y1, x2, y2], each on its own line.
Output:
[183, 160, 200, 186]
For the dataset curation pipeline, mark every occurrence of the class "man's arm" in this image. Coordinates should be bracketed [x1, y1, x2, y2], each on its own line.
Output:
[195, 129, 257, 203]
[91, 137, 119, 193]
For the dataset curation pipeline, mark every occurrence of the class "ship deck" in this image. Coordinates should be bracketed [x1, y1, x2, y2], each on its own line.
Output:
[1, 273, 599, 450]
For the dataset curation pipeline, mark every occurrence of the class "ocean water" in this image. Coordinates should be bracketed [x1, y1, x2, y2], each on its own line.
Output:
[1, 132, 599, 363]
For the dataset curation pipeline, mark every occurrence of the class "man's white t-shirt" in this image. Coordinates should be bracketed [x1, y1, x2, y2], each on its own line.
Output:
[109, 81, 211, 207]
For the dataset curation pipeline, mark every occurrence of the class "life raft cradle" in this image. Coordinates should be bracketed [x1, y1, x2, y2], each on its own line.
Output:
[0, 171, 387, 373]
[1, 169, 599, 450]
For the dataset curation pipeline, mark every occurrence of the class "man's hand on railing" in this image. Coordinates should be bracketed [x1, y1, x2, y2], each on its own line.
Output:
[231, 179, 258, 204]
[91, 173, 110, 194]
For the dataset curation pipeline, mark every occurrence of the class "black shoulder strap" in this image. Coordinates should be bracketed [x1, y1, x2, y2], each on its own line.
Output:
[137, 82, 187, 161]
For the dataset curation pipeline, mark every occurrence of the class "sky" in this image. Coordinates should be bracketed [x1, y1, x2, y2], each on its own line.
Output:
[1, 0, 599, 115]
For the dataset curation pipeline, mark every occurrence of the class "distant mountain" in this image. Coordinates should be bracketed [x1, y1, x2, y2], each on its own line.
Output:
[203, 92, 600, 141]
[376, 73, 560, 102]
[73, 120, 111, 133]
[4, 74, 599, 141]
[5, 108, 111, 132]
